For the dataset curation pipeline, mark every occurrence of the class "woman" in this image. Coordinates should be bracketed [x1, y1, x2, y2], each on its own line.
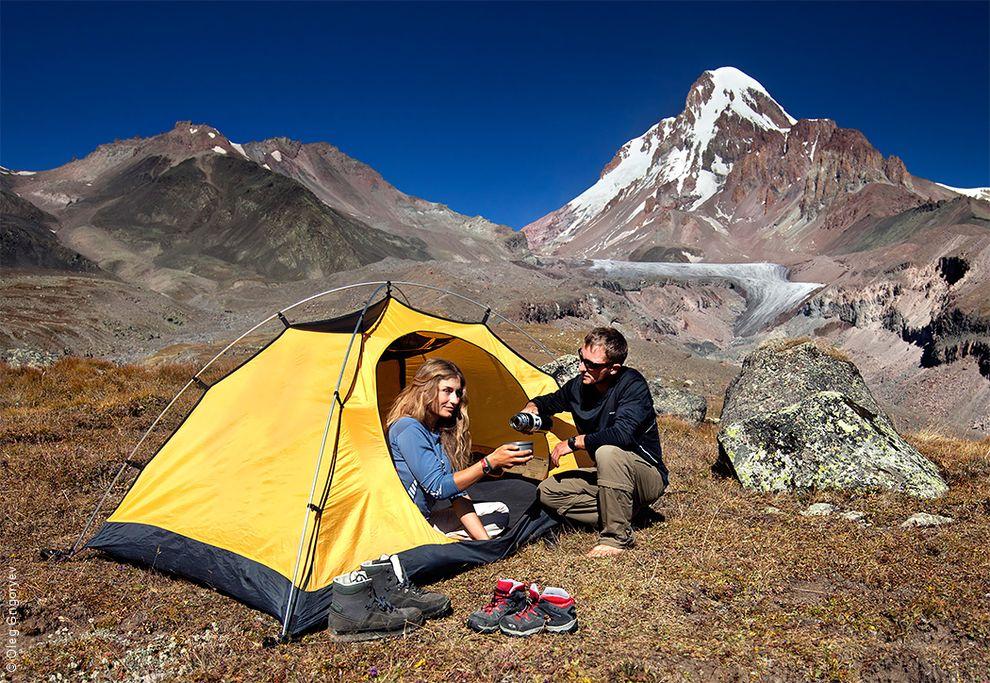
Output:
[385, 358, 533, 540]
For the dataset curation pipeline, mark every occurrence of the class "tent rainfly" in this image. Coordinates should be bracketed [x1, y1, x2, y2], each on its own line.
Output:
[82, 284, 579, 637]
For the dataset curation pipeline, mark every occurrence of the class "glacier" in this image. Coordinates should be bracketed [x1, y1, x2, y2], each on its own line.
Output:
[589, 260, 823, 337]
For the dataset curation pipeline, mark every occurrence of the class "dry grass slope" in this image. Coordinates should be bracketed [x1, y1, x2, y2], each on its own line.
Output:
[2, 360, 989, 681]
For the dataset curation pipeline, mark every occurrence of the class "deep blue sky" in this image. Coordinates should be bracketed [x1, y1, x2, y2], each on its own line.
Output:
[2, 1, 988, 228]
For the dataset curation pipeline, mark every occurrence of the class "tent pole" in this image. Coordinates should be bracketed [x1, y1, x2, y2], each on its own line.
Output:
[278, 283, 391, 641]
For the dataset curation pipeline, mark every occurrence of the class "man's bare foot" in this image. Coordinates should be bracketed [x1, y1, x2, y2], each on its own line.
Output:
[587, 544, 625, 557]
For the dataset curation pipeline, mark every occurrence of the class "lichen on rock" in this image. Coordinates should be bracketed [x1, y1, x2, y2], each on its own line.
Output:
[648, 379, 708, 424]
[540, 354, 581, 387]
[716, 339, 948, 498]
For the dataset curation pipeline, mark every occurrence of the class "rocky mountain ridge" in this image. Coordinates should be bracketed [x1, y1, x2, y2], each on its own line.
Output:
[241, 137, 523, 261]
[0, 183, 100, 273]
[522, 67, 973, 264]
[2, 122, 521, 304]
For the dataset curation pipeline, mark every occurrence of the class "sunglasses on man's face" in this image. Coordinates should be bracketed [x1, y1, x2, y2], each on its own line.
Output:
[577, 350, 612, 371]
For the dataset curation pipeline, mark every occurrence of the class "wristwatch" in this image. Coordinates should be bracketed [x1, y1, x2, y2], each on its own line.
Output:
[567, 436, 577, 451]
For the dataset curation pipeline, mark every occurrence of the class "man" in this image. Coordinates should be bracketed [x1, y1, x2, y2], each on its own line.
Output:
[524, 327, 667, 557]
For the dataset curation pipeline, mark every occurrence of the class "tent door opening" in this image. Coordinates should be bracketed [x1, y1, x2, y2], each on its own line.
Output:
[375, 331, 551, 479]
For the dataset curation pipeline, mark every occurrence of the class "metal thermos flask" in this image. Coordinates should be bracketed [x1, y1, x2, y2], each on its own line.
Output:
[508, 411, 554, 434]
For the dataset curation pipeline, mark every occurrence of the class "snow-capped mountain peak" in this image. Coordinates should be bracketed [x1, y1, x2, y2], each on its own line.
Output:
[685, 67, 795, 148]
[540, 67, 797, 247]
[522, 66, 950, 261]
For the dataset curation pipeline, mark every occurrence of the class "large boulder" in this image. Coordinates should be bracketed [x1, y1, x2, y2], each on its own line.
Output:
[648, 379, 708, 424]
[716, 339, 948, 498]
[541, 354, 580, 387]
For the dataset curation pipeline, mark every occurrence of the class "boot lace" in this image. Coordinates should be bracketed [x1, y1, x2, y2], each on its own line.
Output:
[481, 588, 511, 614]
[392, 576, 428, 597]
[509, 600, 543, 623]
[367, 593, 396, 613]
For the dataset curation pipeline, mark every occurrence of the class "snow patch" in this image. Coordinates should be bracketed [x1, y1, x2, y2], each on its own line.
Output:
[566, 128, 658, 221]
[212, 146, 228, 155]
[229, 142, 248, 158]
[687, 68, 793, 167]
[262, 163, 271, 170]
[270, 150, 283, 162]
[189, 127, 199, 134]
[661, 147, 692, 194]
[602, 224, 641, 249]
[208, 132, 216, 139]
[935, 183, 990, 201]
[689, 170, 719, 210]
[697, 214, 727, 235]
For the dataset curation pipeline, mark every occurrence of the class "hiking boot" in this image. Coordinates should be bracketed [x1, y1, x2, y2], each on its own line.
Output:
[326, 570, 424, 641]
[361, 555, 452, 619]
[466, 579, 529, 633]
[499, 584, 578, 636]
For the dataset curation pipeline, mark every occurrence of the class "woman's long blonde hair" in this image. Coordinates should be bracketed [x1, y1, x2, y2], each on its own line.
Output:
[385, 358, 472, 470]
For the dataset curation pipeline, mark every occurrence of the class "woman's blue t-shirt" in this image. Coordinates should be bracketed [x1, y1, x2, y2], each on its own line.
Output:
[388, 416, 466, 516]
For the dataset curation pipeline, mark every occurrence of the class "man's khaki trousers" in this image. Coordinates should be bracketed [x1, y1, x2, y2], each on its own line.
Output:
[537, 445, 665, 549]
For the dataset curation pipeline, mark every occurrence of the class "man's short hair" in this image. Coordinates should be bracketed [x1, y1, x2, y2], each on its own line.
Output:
[584, 327, 628, 365]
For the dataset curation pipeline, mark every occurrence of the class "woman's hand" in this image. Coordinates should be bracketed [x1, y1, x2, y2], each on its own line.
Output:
[487, 443, 533, 470]
[453, 444, 532, 492]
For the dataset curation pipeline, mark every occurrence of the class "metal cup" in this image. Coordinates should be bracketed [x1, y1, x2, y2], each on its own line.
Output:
[508, 441, 534, 453]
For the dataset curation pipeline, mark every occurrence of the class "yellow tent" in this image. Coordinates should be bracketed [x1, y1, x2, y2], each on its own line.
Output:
[87, 288, 578, 636]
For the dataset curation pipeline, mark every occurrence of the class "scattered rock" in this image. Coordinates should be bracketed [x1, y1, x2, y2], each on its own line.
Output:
[715, 339, 949, 498]
[1, 347, 61, 368]
[800, 502, 837, 517]
[840, 510, 868, 524]
[764, 505, 783, 515]
[540, 354, 580, 386]
[901, 512, 954, 528]
[648, 379, 708, 423]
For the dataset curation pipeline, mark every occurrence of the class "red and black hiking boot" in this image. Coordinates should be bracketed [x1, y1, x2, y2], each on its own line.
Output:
[499, 584, 578, 636]
[466, 579, 529, 633]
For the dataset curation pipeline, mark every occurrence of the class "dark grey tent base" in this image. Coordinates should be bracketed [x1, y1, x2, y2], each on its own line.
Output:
[397, 477, 558, 584]
[87, 478, 556, 636]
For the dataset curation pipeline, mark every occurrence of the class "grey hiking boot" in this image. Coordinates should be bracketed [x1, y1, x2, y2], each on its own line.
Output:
[326, 570, 424, 641]
[361, 555, 452, 619]
[466, 579, 529, 633]
[499, 584, 578, 636]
